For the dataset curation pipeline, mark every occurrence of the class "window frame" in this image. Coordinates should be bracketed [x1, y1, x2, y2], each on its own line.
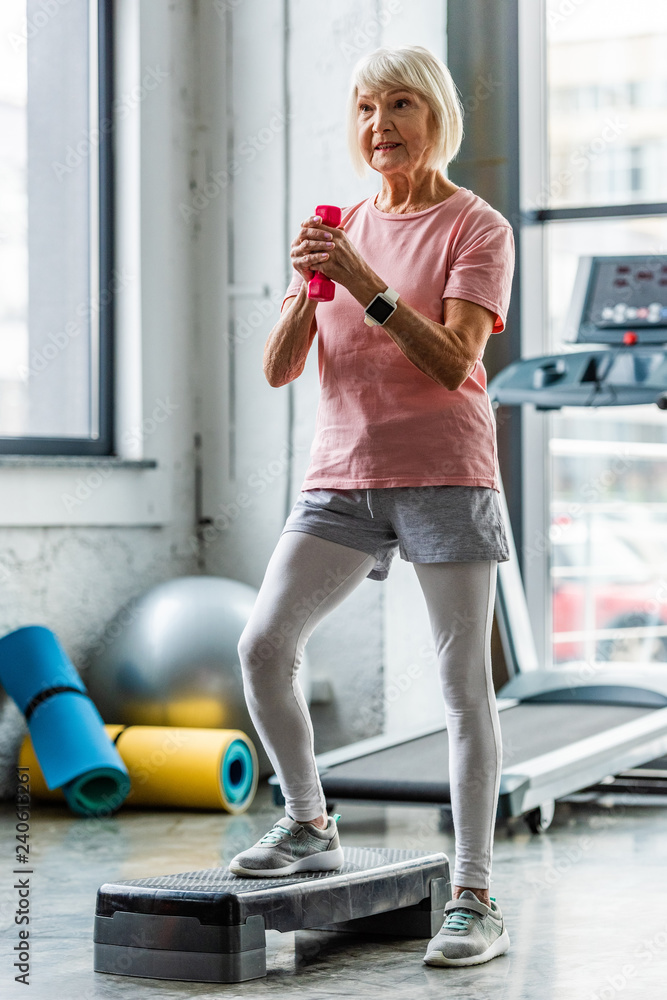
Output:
[518, 0, 667, 669]
[0, 0, 114, 455]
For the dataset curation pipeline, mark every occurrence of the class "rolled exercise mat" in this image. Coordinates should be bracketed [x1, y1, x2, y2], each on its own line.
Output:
[0, 625, 131, 816]
[19, 725, 259, 814]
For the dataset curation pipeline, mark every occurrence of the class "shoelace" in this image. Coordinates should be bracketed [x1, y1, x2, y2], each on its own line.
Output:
[258, 813, 341, 847]
[443, 909, 477, 932]
[258, 823, 293, 846]
[443, 895, 496, 932]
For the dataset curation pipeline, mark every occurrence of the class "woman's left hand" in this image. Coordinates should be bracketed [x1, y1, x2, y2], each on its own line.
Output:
[309, 220, 374, 291]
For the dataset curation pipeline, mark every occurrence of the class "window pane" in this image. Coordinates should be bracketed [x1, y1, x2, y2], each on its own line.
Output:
[546, 0, 667, 208]
[0, 4, 27, 434]
[547, 217, 667, 667]
[0, 0, 96, 440]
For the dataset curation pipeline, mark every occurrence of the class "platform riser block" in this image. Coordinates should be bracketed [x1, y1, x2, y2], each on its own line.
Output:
[94, 847, 451, 984]
[93, 941, 266, 983]
[311, 875, 450, 937]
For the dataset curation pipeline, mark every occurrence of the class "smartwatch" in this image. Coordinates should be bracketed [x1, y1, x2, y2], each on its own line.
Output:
[364, 286, 400, 326]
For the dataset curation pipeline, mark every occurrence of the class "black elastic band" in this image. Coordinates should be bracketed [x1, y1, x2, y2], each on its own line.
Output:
[24, 685, 88, 722]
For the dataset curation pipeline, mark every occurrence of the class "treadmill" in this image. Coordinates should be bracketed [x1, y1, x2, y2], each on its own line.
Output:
[270, 253, 667, 833]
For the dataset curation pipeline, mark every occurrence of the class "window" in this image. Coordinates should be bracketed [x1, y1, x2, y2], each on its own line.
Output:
[0, 0, 113, 454]
[521, 0, 667, 669]
[546, 216, 667, 667]
[546, 0, 667, 209]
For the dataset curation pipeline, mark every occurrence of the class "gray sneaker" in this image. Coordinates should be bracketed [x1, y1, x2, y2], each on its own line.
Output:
[423, 890, 510, 967]
[228, 813, 344, 877]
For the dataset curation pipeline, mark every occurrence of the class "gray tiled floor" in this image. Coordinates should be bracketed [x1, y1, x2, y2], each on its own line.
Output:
[1, 782, 666, 999]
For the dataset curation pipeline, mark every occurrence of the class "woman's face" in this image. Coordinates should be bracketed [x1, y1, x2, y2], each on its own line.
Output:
[356, 86, 436, 176]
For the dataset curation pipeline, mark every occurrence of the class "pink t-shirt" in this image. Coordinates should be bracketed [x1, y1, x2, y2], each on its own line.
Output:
[281, 187, 515, 492]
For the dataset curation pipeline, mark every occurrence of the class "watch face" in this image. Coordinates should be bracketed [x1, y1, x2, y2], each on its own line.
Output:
[368, 295, 396, 324]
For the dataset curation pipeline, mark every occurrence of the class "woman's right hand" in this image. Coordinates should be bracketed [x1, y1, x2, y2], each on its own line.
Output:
[290, 215, 335, 282]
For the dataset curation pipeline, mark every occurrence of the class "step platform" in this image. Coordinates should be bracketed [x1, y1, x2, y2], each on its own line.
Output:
[94, 846, 451, 984]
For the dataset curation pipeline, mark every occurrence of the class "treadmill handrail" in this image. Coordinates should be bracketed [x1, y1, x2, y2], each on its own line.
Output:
[502, 703, 667, 782]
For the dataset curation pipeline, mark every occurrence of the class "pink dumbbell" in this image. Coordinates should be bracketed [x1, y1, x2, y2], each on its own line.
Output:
[307, 205, 342, 302]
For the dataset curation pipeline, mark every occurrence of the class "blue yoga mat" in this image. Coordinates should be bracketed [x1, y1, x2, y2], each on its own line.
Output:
[0, 625, 131, 816]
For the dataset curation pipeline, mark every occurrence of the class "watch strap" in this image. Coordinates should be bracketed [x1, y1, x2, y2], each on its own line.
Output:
[364, 286, 400, 326]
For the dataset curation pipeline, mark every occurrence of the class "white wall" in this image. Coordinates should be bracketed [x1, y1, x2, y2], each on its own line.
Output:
[0, 0, 204, 643]
[195, 0, 450, 744]
[0, 0, 202, 784]
[0, 0, 453, 790]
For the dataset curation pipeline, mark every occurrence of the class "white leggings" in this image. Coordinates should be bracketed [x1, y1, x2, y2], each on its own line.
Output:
[237, 528, 502, 889]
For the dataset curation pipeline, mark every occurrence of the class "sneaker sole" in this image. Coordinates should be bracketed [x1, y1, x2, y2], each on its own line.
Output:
[423, 928, 510, 967]
[229, 845, 345, 878]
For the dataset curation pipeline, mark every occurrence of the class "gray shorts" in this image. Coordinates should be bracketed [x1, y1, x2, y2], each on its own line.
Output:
[281, 485, 510, 581]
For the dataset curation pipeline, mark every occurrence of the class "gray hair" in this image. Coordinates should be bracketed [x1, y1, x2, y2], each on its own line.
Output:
[346, 45, 464, 179]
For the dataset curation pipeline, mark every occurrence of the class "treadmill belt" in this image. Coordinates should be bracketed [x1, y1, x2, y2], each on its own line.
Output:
[320, 702, 650, 792]
[637, 753, 667, 769]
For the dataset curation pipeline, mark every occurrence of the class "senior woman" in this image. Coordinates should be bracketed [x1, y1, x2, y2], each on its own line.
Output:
[231, 44, 514, 968]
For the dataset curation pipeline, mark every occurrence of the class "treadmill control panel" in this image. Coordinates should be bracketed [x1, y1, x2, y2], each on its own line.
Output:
[488, 254, 667, 409]
[565, 254, 667, 345]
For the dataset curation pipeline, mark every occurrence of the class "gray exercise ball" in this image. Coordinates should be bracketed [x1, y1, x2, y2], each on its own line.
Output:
[85, 575, 311, 779]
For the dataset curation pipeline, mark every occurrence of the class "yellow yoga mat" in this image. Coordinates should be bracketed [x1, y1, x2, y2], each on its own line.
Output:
[19, 725, 258, 814]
